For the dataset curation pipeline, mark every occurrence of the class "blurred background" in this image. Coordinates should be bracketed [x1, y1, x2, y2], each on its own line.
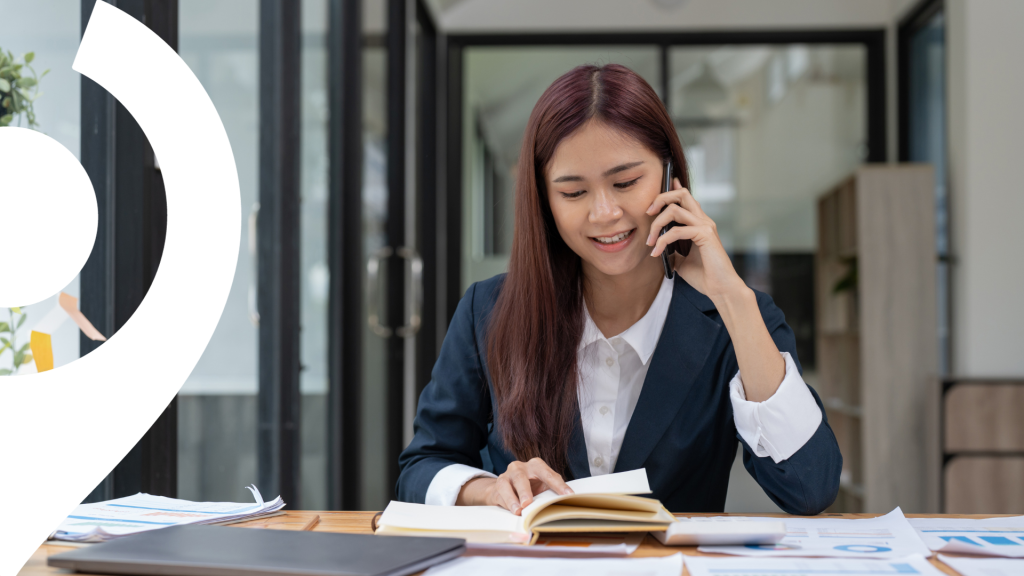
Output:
[1, 0, 1020, 515]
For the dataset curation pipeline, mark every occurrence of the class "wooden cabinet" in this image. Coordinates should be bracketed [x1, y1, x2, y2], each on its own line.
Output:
[942, 380, 1024, 513]
[815, 165, 938, 513]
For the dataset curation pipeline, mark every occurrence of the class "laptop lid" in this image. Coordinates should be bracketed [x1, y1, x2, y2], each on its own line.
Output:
[48, 524, 466, 576]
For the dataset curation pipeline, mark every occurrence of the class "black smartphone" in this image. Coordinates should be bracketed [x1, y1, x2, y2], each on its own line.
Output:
[659, 161, 692, 279]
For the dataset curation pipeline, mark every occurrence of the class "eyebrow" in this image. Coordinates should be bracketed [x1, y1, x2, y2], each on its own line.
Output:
[551, 161, 645, 183]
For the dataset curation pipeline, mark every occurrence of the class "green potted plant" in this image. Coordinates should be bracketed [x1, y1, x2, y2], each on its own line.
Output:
[0, 49, 45, 127]
[0, 309, 31, 376]
[1, 48, 45, 375]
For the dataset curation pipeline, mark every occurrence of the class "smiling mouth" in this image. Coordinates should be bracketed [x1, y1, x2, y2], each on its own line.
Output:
[591, 229, 635, 245]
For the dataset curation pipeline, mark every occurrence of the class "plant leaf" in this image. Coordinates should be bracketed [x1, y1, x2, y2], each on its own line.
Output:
[0, 369, 12, 376]
[0, 337, 10, 347]
[0, 343, 9, 356]
[24, 52, 34, 64]
[0, 322, 9, 333]
[18, 342, 30, 354]
[0, 78, 9, 92]
[11, 307, 21, 314]
[19, 77, 36, 88]
[16, 314, 26, 329]
[14, 351, 24, 367]
[22, 354, 32, 365]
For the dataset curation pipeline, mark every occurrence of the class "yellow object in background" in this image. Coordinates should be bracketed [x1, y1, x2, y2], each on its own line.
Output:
[30, 331, 54, 372]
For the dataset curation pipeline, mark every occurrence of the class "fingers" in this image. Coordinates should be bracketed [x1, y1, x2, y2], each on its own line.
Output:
[494, 459, 574, 515]
[651, 224, 704, 257]
[645, 203, 702, 246]
[509, 468, 535, 510]
[646, 180, 702, 216]
[494, 476, 523, 514]
[528, 457, 573, 497]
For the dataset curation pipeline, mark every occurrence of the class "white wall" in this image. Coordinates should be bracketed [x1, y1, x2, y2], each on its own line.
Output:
[947, 0, 1024, 377]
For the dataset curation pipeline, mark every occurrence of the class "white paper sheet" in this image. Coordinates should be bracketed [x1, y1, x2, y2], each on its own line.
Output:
[465, 533, 643, 557]
[939, 554, 1024, 576]
[697, 508, 932, 559]
[684, 554, 944, 576]
[910, 516, 1024, 557]
[52, 485, 285, 542]
[423, 553, 683, 576]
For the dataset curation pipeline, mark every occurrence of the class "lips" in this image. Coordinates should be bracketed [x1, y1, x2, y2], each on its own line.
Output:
[589, 228, 636, 253]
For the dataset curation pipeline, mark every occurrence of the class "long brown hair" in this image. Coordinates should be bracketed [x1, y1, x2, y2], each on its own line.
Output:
[486, 64, 690, 474]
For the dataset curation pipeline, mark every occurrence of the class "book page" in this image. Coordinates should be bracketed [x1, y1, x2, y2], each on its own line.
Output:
[378, 501, 524, 534]
[521, 469, 652, 523]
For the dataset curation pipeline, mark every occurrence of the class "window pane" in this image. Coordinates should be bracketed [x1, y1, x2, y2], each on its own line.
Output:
[0, 0, 81, 374]
[177, 0, 260, 503]
[908, 10, 949, 375]
[301, 0, 329, 511]
[670, 44, 867, 372]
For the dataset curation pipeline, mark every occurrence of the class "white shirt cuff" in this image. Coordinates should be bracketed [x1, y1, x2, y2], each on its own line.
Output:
[424, 463, 497, 506]
[730, 351, 822, 463]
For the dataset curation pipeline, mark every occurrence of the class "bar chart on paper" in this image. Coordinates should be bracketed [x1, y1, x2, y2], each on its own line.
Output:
[697, 508, 932, 559]
[683, 555, 946, 576]
[910, 517, 1024, 557]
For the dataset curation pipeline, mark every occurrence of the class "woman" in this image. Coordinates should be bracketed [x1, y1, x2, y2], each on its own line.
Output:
[397, 64, 841, 515]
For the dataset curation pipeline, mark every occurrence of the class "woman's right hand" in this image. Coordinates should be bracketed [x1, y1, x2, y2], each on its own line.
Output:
[455, 457, 574, 515]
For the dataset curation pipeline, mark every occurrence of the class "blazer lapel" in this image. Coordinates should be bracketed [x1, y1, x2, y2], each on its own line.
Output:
[567, 404, 591, 480]
[613, 276, 723, 473]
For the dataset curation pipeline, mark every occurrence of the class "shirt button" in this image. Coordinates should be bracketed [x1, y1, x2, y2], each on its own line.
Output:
[593, 456, 604, 467]
[599, 406, 610, 416]
[605, 357, 614, 367]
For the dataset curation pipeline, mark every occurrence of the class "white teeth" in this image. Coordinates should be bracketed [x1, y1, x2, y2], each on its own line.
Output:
[594, 230, 632, 244]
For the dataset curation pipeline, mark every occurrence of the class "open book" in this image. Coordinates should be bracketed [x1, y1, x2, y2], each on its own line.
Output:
[376, 469, 674, 545]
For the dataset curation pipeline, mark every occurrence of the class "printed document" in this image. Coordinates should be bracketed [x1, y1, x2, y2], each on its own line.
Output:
[423, 553, 683, 576]
[697, 508, 931, 559]
[684, 554, 944, 576]
[910, 516, 1024, 557]
[938, 554, 1024, 576]
[53, 485, 285, 542]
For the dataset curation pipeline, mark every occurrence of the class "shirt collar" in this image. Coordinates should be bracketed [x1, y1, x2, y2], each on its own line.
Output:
[578, 275, 675, 366]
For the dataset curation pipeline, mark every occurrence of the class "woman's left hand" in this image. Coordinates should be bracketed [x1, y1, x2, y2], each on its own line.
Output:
[645, 178, 746, 300]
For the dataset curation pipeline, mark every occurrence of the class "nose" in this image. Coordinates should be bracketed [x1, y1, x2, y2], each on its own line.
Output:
[588, 187, 622, 224]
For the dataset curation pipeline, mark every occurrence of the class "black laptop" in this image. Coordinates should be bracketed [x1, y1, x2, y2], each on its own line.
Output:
[48, 524, 465, 576]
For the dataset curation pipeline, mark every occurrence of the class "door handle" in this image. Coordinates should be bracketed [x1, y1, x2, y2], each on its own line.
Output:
[367, 246, 394, 337]
[367, 246, 422, 338]
[395, 247, 422, 338]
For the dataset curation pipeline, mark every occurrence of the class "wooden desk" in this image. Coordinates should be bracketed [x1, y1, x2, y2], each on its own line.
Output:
[22, 511, 1007, 576]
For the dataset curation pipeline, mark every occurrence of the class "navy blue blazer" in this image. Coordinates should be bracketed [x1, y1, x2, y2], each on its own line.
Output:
[397, 273, 841, 515]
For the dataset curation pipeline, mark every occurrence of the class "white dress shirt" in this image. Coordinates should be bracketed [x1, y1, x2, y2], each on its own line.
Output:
[423, 277, 823, 506]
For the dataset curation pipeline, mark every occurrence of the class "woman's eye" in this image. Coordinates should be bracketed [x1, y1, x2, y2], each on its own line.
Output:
[560, 190, 585, 199]
[614, 177, 641, 189]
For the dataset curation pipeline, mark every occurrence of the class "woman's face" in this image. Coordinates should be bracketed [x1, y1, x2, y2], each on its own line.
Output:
[545, 120, 664, 279]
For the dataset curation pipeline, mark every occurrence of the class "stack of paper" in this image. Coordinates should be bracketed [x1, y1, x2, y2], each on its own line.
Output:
[683, 554, 944, 576]
[52, 485, 285, 543]
[423, 553, 683, 576]
[696, 508, 932, 559]
[909, 516, 1024, 557]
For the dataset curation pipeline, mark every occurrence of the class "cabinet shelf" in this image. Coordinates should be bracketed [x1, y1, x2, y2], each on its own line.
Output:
[816, 166, 937, 513]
